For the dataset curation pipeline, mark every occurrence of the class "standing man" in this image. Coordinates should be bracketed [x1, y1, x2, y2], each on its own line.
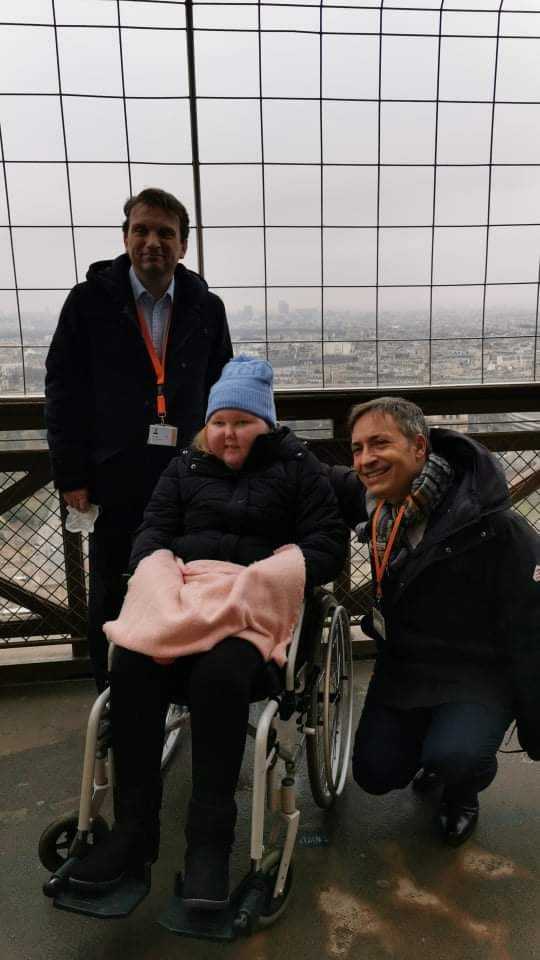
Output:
[45, 188, 232, 689]
[332, 397, 540, 846]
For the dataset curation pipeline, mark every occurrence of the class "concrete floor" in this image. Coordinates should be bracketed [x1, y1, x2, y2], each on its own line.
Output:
[1, 662, 539, 960]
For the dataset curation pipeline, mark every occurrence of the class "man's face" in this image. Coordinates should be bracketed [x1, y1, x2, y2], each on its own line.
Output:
[124, 202, 186, 289]
[351, 411, 427, 504]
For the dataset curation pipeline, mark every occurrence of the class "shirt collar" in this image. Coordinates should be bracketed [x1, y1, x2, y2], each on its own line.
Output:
[129, 264, 175, 303]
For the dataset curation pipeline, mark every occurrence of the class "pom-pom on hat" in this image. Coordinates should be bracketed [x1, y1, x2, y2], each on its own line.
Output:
[205, 354, 277, 428]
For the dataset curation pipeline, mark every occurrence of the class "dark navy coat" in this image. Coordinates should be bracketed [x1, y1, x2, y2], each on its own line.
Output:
[332, 428, 540, 759]
[45, 254, 232, 505]
[130, 427, 349, 592]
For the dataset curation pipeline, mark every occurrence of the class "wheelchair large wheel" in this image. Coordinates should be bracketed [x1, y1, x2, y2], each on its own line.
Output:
[161, 703, 189, 770]
[306, 600, 354, 809]
[38, 813, 109, 872]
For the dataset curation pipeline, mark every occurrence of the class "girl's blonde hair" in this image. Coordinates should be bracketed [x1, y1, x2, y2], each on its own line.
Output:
[192, 426, 210, 453]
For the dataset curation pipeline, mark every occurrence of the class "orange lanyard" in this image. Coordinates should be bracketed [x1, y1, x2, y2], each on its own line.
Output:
[371, 499, 408, 600]
[137, 307, 171, 422]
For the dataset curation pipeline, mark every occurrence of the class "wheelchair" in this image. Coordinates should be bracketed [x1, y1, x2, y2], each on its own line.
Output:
[39, 587, 353, 940]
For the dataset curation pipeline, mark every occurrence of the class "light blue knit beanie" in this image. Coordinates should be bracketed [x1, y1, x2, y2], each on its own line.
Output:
[205, 354, 277, 427]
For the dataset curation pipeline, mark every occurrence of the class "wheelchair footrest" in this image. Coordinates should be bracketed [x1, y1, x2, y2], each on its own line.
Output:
[52, 863, 151, 919]
[158, 872, 254, 941]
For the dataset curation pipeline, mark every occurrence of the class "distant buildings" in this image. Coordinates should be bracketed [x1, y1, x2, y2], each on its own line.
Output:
[0, 298, 538, 394]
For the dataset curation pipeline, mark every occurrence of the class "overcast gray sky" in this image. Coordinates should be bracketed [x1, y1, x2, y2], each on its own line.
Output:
[1, 0, 540, 391]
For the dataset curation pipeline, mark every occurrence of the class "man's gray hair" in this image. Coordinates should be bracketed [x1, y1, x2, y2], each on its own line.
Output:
[347, 397, 429, 442]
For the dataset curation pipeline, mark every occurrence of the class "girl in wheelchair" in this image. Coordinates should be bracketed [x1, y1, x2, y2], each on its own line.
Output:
[66, 354, 347, 911]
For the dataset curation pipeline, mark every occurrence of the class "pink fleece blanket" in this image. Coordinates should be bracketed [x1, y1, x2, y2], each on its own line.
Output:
[103, 545, 306, 666]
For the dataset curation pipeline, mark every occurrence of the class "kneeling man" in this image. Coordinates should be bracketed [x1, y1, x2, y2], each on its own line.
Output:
[334, 397, 540, 846]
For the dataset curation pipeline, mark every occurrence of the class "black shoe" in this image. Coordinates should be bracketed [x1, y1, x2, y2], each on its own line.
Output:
[67, 823, 154, 894]
[182, 797, 236, 911]
[438, 798, 479, 847]
[412, 768, 442, 795]
[182, 843, 231, 911]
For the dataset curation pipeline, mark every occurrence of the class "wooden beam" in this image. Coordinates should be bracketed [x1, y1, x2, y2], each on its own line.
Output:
[1, 384, 539, 435]
[510, 469, 540, 506]
[0, 397, 46, 431]
[0, 577, 84, 633]
[275, 382, 540, 426]
[0, 656, 92, 685]
[0, 461, 52, 513]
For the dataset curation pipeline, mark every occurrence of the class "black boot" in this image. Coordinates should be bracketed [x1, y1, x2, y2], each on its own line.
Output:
[67, 783, 161, 894]
[438, 793, 479, 847]
[182, 799, 236, 911]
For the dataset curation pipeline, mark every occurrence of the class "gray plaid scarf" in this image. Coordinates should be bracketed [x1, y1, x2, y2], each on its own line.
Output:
[361, 452, 454, 557]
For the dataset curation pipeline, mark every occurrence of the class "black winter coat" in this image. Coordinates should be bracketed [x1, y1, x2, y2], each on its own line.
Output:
[332, 428, 540, 759]
[45, 254, 232, 505]
[130, 428, 349, 592]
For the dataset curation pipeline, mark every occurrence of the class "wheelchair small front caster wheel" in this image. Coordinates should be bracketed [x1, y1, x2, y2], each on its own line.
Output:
[232, 852, 294, 933]
[257, 870, 294, 927]
[43, 875, 66, 898]
[38, 813, 110, 872]
[257, 852, 294, 928]
[232, 880, 267, 936]
[232, 910, 251, 936]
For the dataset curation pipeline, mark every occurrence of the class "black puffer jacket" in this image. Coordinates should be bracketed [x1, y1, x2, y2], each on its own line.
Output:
[130, 427, 348, 590]
[332, 428, 540, 758]
[45, 254, 231, 503]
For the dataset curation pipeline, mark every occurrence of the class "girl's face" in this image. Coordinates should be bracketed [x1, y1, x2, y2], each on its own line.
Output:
[206, 409, 270, 470]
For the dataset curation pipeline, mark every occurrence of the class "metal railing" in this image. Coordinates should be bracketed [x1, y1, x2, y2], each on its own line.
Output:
[1, 383, 538, 683]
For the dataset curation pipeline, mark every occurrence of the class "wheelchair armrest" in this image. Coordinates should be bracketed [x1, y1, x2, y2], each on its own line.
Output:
[96, 703, 112, 759]
[285, 603, 306, 692]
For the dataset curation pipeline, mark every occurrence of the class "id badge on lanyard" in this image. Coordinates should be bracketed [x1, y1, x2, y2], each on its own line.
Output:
[138, 308, 178, 448]
[371, 499, 408, 641]
[148, 423, 178, 446]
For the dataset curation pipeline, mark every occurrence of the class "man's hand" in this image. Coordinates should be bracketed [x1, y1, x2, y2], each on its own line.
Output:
[63, 488, 90, 512]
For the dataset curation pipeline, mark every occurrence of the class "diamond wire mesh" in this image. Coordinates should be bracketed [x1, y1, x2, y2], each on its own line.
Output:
[0, 471, 88, 645]
[1, 2, 540, 393]
[0, 440, 538, 643]
[497, 448, 540, 528]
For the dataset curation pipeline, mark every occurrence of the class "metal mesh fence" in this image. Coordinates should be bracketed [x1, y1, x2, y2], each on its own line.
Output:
[0, 469, 88, 646]
[1, 1, 540, 393]
[0, 436, 538, 645]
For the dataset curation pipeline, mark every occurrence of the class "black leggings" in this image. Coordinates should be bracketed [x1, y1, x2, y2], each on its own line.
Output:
[111, 638, 267, 806]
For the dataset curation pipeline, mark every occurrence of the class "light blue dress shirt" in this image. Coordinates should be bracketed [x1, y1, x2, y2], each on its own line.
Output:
[129, 265, 175, 360]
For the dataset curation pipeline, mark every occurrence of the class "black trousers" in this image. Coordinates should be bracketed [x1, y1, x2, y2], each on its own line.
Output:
[353, 684, 513, 802]
[110, 638, 267, 812]
[86, 444, 175, 689]
[87, 504, 146, 690]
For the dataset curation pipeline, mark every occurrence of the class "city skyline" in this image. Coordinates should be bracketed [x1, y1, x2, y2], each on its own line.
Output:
[0, 293, 537, 393]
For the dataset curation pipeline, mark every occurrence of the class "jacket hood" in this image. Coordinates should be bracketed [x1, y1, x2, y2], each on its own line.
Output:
[429, 427, 511, 533]
[85, 253, 209, 305]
